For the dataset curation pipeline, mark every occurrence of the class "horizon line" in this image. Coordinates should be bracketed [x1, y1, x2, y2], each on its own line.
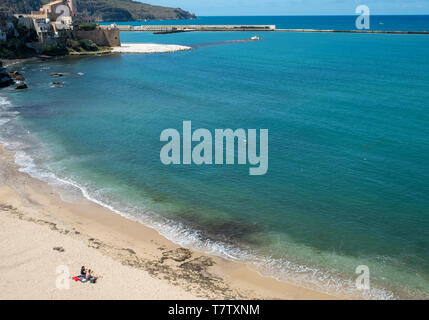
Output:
[192, 14, 429, 17]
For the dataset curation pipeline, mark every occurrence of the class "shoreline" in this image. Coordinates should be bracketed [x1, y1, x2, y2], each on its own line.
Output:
[1, 43, 190, 69]
[2, 56, 51, 68]
[1, 51, 115, 69]
[0, 142, 340, 300]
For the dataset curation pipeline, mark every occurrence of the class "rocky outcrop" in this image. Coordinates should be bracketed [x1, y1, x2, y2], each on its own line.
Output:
[8, 70, 24, 80]
[6, 69, 29, 90]
[52, 81, 63, 87]
[0, 14, 38, 59]
[0, 62, 14, 88]
[50, 72, 64, 77]
[15, 82, 28, 90]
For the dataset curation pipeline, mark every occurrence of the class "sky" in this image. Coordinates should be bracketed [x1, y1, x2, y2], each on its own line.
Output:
[141, 0, 429, 16]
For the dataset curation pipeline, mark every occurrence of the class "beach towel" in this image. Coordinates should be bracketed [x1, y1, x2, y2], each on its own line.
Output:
[72, 275, 88, 283]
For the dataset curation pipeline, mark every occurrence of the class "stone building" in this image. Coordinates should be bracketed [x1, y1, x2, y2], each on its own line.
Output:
[75, 25, 121, 47]
[14, 0, 76, 44]
[11, 0, 120, 48]
[30, 0, 76, 21]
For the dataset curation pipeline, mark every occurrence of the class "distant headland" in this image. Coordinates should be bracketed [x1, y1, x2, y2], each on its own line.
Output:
[0, 0, 196, 22]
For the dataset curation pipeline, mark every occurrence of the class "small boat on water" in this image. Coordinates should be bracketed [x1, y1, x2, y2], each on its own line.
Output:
[250, 35, 261, 41]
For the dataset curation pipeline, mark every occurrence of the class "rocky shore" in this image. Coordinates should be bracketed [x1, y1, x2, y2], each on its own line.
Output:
[0, 62, 14, 88]
[0, 61, 28, 90]
[0, 43, 188, 90]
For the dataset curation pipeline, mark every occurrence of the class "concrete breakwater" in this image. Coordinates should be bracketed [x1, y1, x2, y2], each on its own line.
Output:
[116, 25, 276, 32]
[276, 29, 429, 34]
[115, 24, 428, 34]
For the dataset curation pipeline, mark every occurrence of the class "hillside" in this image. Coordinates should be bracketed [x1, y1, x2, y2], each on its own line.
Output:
[0, 0, 196, 21]
[0, 1, 43, 14]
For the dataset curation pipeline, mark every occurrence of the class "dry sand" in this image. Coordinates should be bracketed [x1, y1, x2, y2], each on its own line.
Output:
[0, 211, 198, 300]
[112, 43, 192, 54]
[0, 143, 340, 300]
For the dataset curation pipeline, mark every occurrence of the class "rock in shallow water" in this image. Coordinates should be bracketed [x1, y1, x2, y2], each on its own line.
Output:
[15, 82, 28, 90]
[0, 67, 14, 88]
[9, 71, 25, 82]
[50, 72, 64, 77]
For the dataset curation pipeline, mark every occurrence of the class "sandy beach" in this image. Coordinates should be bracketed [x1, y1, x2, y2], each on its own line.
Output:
[0, 142, 341, 300]
[112, 43, 192, 54]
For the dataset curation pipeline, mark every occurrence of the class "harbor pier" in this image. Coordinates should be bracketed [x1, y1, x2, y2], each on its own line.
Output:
[115, 25, 276, 32]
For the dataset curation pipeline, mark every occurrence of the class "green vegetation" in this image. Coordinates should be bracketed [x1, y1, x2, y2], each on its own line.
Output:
[1, 0, 196, 22]
[78, 39, 99, 51]
[15, 24, 39, 43]
[0, 0, 43, 14]
[78, 0, 197, 21]
[0, 14, 39, 59]
[78, 23, 97, 31]
[0, 38, 37, 59]
[41, 44, 68, 56]
[0, 42, 16, 59]
[66, 39, 100, 53]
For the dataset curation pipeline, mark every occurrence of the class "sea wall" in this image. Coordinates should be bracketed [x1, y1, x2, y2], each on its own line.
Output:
[115, 24, 429, 34]
[74, 28, 121, 47]
[117, 25, 276, 32]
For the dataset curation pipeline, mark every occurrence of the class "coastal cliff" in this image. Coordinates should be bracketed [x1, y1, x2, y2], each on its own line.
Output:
[0, 0, 196, 21]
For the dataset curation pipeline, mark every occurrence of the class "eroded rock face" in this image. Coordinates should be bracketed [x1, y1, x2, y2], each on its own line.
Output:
[0, 76, 14, 88]
[0, 66, 14, 88]
[5, 70, 30, 90]
[9, 71, 25, 82]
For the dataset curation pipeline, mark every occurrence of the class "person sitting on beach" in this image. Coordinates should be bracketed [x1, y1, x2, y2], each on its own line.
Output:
[81, 266, 86, 275]
[86, 269, 98, 282]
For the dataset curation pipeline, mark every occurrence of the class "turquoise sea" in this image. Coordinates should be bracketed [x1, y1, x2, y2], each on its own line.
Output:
[103, 15, 429, 31]
[1, 17, 429, 299]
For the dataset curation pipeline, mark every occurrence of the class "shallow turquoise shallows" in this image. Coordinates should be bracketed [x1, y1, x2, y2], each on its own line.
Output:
[1, 27, 429, 299]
